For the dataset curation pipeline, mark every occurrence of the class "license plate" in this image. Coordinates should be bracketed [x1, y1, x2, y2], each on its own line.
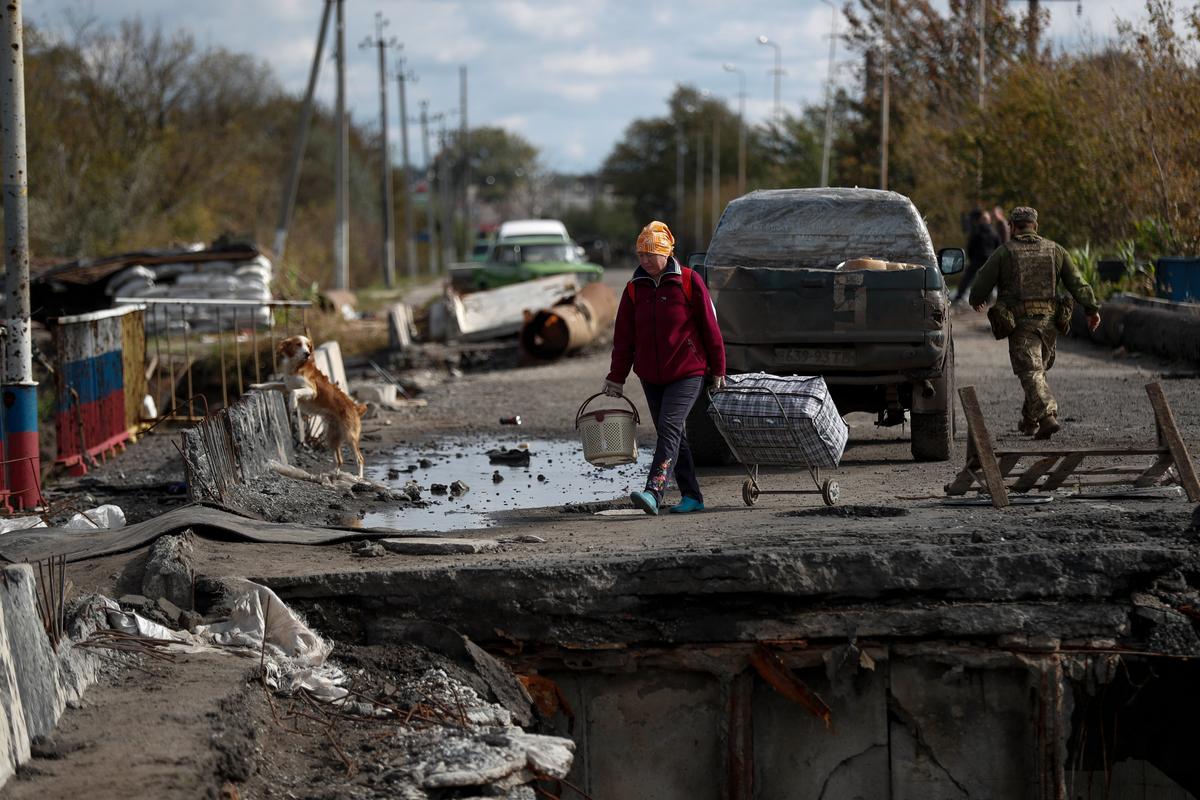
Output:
[774, 347, 856, 367]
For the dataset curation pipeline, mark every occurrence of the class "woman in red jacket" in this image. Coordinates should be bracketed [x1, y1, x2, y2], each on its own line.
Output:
[603, 221, 726, 515]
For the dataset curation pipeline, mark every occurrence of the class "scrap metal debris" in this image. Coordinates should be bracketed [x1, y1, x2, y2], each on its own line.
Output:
[749, 645, 834, 731]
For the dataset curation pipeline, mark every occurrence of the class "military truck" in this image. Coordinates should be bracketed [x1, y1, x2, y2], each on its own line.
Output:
[688, 188, 966, 462]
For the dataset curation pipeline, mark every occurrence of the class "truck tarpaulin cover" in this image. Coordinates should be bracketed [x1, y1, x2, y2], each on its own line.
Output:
[703, 189, 944, 355]
[705, 188, 937, 271]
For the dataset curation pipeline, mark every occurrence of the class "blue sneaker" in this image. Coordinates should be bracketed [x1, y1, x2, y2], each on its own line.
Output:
[669, 497, 705, 514]
[630, 490, 659, 516]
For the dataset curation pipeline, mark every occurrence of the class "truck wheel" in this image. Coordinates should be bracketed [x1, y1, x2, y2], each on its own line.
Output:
[686, 393, 735, 466]
[910, 411, 952, 462]
[911, 340, 955, 462]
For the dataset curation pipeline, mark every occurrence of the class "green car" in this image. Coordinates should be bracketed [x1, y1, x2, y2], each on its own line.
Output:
[473, 235, 603, 290]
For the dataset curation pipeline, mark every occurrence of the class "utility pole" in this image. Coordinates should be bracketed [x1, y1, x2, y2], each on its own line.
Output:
[333, 0, 349, 289]
[273, 0, 331, 264]
[1027, 0, 1040, 55]
[395, 57, 418, 281]
[723, 64, 747, 196]
[978, 0, 987, 110]
[437, 118, 454, 269]
[1, 0, 37, 509]
[361, 12, 396, 288]
[675, 129, 686, 232]
[693, 129, 705, 252]
[879, 0, 891, 190]
[459, 66, 470, 259]
[820, 0, 839, 188]
[419, 101, 438, 275]
[711, 118, 720, 231]
[977, 0, 986, 197]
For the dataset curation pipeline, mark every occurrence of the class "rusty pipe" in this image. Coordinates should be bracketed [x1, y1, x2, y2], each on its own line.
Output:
[520, 281, 618, 361]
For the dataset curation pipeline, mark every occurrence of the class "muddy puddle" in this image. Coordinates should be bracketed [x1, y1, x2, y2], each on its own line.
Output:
[362, 439, 646, 532]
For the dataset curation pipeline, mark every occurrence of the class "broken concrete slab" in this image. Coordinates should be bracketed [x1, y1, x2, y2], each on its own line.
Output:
[379, 620, 534, 727]
[142, 533, 194, 611]
[182, 389, 295, 504]
[0, 565, 101, 790]
[156, 597, 183, 626]
[351, 381, 398, 405]
[379, 538, 500, 556]
[378, 667, 572, 794]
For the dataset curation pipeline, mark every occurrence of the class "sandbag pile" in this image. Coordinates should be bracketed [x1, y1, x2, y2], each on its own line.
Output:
[107, 255, 274, 332]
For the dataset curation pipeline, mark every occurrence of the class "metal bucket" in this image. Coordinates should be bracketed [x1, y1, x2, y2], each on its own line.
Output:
[575, 392, 639, 467]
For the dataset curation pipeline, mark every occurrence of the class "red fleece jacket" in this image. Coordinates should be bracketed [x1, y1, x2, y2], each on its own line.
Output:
[606, 259, 727, 386]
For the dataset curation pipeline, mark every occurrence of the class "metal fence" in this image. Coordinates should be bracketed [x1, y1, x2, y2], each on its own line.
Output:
[115, 297, 313, 418]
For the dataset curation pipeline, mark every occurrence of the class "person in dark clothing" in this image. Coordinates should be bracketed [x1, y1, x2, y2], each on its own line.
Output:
[604, 220, 727, 516]
[970, 206, 1101, 438]
[992, 205, 1011, 244]
[954, 208, 1002, 304]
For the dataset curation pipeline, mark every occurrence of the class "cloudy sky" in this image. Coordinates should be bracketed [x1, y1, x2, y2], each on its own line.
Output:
[33, 0, 1145, 173]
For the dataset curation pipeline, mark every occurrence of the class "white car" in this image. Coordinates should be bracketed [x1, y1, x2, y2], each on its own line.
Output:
[496, 219, 570, 241]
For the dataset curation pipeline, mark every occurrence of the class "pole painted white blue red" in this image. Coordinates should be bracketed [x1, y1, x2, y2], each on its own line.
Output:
[1, 0, 38, 509]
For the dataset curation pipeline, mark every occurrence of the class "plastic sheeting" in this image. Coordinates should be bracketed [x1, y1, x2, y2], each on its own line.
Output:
[62, 505, 126, 530]
[102, 582, 347, 701]
[198, 582, 330, 666]
[705, 188, 937, 271]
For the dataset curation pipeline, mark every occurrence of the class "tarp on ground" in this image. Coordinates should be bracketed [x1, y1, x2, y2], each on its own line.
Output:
[0, 503, 417, 565]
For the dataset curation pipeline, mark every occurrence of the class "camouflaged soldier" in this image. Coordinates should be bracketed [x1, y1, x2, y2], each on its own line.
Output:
[970, 207, 1101, 439]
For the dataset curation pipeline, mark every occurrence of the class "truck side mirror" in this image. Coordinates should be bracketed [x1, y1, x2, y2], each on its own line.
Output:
[938, 248, 966, 275]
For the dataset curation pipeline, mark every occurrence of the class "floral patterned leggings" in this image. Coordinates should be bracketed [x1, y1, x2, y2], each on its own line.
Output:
[640, 376, 705, 503]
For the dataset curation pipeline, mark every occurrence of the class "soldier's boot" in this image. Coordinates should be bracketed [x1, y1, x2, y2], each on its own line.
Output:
[1035, 414, 1061, 440]
[1018, 419, 1038, 436]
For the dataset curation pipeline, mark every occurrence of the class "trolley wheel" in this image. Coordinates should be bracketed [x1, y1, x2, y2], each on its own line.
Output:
[742, 479, 760, 506]
[821, 479, 840, 506]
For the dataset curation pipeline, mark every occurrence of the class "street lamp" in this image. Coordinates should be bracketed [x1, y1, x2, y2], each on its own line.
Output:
[722, 62, 747, 195]
[757, 34, 783, 122]
[676, 102, 695, 236]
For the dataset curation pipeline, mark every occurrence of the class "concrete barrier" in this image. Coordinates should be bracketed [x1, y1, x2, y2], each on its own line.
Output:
[1072, 294, 1200, 364]
[183, 389, 295, 503]
[0, 565, 99, 789]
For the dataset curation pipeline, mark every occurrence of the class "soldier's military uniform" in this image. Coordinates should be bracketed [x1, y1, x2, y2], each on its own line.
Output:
[969, 207, 1099, 434]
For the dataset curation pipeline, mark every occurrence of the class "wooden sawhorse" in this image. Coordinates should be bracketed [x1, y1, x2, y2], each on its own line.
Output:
[945, 383, 1200, 508]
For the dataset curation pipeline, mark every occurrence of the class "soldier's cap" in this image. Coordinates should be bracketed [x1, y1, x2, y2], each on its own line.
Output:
[1010, 206, 1038, 225]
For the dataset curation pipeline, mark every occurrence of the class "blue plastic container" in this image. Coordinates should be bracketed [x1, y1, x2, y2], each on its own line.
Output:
[1155, 257, 1200, 302]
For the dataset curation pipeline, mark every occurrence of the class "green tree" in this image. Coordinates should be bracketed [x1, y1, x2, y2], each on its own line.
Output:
[601, 86, 753, 253]
[23, 17, 393, 288]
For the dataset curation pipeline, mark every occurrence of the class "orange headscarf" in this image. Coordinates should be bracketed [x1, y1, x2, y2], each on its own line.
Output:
[636, 221, 675, 256]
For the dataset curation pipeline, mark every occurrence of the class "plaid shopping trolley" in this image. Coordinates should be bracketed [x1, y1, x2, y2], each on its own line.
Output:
[708, 373, 848, 506]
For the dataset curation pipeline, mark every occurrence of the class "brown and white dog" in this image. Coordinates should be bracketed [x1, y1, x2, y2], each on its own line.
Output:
[254, 335, 367, 478]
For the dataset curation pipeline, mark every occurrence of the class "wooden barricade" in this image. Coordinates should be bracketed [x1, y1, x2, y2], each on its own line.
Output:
[945, 383, 1200, 508]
